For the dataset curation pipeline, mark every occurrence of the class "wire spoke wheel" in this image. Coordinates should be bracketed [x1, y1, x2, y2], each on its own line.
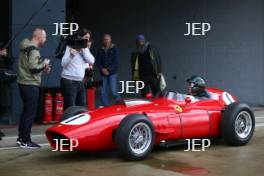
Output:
[128, 122, 152, 155]
[235, 111, 252, 139]
[221, 103, 255, 146]
[115, 114, 155, 160]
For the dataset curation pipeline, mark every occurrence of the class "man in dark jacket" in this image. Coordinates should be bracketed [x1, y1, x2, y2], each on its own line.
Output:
[0, 48, 14, 116]
[96, 34, 121, 106]
[0, 47, 14, 140]
[131, 35, 162, 97]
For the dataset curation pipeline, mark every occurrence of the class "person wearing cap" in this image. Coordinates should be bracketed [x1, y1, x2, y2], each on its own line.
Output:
[96, 34, 121, 106]
[186, 75, 211, 99]
[131, 35, 162, 97]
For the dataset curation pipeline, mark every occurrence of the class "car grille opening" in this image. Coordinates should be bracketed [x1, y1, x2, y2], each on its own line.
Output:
[46, 131, 71, 150]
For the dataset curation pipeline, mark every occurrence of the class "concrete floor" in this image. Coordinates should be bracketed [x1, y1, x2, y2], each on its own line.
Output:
[0, 110, 264, 176]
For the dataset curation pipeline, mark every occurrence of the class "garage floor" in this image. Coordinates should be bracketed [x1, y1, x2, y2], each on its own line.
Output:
[0, 110, 264, 176]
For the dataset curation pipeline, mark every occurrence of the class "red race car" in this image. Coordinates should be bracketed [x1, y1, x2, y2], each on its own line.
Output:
[46, 88, 255, 160]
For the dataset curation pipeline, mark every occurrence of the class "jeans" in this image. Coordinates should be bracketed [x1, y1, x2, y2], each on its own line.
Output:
[18, 84, 39, 142]
[101, 74, 121, 106]
[61, 78, 87, 110]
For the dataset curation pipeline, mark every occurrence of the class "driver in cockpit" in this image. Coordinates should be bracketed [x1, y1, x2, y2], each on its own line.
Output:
[187, 75, 211, 100]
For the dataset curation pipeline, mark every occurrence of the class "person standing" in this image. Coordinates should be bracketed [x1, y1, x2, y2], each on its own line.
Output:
[17, 28, 51, 148]
[0, 47, 14, 116]
[61, 28, 95, 110]
[96, 34, 121, 106]
[131, 35, 162, 97]
[0, 47, 14, 140]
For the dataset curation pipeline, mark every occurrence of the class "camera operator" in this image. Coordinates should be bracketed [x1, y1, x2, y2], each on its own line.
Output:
[16, 28, 51, 148]
[61, 28, 95, 110]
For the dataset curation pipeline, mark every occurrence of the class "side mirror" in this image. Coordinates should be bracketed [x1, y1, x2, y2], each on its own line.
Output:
[145, 93, 153, 99]
[185, 97, 192, 104]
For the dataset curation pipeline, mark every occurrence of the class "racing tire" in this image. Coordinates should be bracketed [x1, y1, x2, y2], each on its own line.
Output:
[61, 106, 88, 121]
[221, 103, 255, 146]
[115, 114, 155, 161]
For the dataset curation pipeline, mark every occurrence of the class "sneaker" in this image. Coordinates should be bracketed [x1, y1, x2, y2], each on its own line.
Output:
[16, 138, 23, 145]
[0, 130, 5, 140]
[0, 130, 5, 137]
[19, 141, 41, 149]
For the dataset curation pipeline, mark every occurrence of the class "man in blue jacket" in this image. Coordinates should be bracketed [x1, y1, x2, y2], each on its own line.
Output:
[96, 34, 121, 106]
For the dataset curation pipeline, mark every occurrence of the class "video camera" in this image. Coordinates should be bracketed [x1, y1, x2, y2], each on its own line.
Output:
[55, 33, 88, 59]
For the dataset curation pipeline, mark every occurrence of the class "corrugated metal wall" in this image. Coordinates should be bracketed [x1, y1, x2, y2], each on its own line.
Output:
[10, 0, 65, 123]
[73, 0, 264, 105]
[7, 0, 264, 124]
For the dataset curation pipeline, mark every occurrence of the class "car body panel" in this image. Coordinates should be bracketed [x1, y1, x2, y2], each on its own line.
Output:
[46, 87, 235, 151]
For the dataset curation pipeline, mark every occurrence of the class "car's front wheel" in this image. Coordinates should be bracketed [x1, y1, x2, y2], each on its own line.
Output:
[221, 103, 255, 146]
[115, 114, 155, 160]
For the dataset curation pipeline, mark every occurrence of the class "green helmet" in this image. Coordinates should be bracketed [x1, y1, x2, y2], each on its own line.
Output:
[186, 75, 206, 95]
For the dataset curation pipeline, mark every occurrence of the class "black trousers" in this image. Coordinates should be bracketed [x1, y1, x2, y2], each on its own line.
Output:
[18, 84, 39, 142]
[0, 83, 11, 115]
[61, 78, 87, 110]
[140, 75, 161, 98]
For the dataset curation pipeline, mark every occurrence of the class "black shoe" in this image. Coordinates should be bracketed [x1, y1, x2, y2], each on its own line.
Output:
[0, 130, 5, 140]
[16, 138, 23, 145]
[0, 130, 5, 137]
[20, 141, 41, 149]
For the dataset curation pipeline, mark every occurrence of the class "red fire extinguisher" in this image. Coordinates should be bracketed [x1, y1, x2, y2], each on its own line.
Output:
[43, 92, 53, 124]
[54, 92, 64, 122]
[87, 87, 96, 110]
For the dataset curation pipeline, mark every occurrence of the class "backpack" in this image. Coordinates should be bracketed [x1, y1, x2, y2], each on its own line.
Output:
[23, 46, 39, 59]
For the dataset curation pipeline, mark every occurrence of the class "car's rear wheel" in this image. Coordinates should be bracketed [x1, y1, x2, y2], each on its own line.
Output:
[221, 103, 255, 146]
[115, 114, 155, 160]
[61, 106, 88, 121]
